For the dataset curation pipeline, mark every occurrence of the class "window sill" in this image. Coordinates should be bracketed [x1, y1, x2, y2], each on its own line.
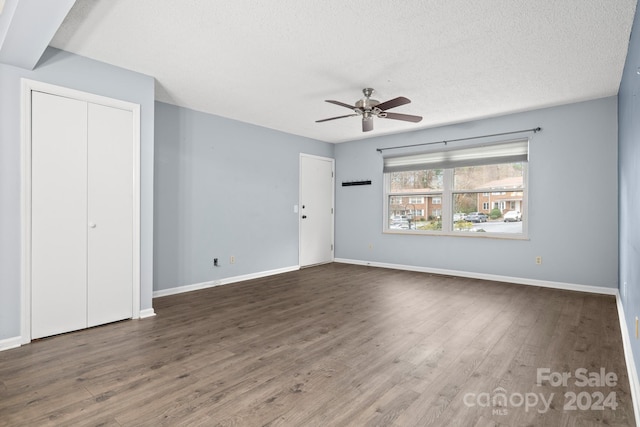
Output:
[383, 229, 529, 240]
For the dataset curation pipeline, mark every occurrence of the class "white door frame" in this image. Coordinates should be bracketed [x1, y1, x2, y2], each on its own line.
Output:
[299, 153, 335, 267]
[20, 79, 141, 344]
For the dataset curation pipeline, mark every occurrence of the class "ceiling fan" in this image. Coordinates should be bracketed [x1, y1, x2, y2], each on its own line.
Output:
[316, 88, 423, 132]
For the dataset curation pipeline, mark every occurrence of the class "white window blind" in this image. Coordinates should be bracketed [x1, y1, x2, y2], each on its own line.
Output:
[383, 139, 529, 173]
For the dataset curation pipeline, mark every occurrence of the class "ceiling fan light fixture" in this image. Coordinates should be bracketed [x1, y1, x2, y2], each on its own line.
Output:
[362, 116, 374, 132]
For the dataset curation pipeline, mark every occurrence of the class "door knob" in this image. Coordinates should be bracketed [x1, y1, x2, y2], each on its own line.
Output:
[89, 222, 96, 228]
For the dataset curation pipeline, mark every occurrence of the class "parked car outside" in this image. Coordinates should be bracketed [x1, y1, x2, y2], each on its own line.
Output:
[453, 212, 466, 222]
[465, 212, 488, 223]
[503, 210, 522, 222]
[390, 215, 410, 229]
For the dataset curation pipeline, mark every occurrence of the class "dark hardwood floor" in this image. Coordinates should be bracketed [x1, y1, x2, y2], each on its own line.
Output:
[0, 263, 635, 426]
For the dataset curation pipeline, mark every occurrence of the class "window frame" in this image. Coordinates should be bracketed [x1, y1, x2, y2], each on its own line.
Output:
[383, 140, 529, 240]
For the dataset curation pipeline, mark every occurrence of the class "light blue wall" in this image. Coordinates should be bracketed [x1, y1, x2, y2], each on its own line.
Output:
[0, 47, 155, 340]
[153, 102, 333, 292]
[335, 97, 619, 288]
[619, 0, 640, 387]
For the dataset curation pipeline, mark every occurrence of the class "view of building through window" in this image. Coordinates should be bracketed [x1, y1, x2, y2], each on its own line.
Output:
[386, 162, 525, 235]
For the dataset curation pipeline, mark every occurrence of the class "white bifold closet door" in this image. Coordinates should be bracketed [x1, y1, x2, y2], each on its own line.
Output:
[31, 91, 133, 339]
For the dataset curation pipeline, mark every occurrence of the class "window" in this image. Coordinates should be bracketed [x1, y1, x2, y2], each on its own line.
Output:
[384, 139, 528, 237]
[387, 169, 443, 230]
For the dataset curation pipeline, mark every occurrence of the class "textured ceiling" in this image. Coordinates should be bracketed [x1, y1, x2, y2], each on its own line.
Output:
[50, 0, 637, 143]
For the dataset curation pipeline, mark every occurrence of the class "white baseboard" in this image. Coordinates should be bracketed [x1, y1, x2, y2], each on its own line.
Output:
[616, 293, 640, 426]
[2, 308, 157, 351]
[334, 258, 618, 295]
[153, 265, 300, 298]
[139, 308, 156, 319]
[0, 336, 22, 352]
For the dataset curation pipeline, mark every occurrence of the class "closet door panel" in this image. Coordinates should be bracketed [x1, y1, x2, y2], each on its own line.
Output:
[31, 91, 88, 339]
[87, 103, 134, 326]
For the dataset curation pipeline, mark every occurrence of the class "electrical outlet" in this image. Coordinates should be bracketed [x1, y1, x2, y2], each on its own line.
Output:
[230, 255, 235, 264]
[535, 256, 542, 265]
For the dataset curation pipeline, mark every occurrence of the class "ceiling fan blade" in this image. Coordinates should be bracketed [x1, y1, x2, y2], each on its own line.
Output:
[325, 100, 357, 110]
[381, 112, 423, 123]
[375, 96, 411, 111]
[362, 118, 374, 132]
[316, 114, 359, 123]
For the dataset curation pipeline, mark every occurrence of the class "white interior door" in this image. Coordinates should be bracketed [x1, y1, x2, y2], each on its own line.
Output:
[30, 90, 135, 339]
[299, 154, 334, 267]
[31, 91, 88, 339]
[87, 103, 134, 327]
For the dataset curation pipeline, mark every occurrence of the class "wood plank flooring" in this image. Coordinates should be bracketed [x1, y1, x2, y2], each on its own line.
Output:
[0, 263, 635, 426]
